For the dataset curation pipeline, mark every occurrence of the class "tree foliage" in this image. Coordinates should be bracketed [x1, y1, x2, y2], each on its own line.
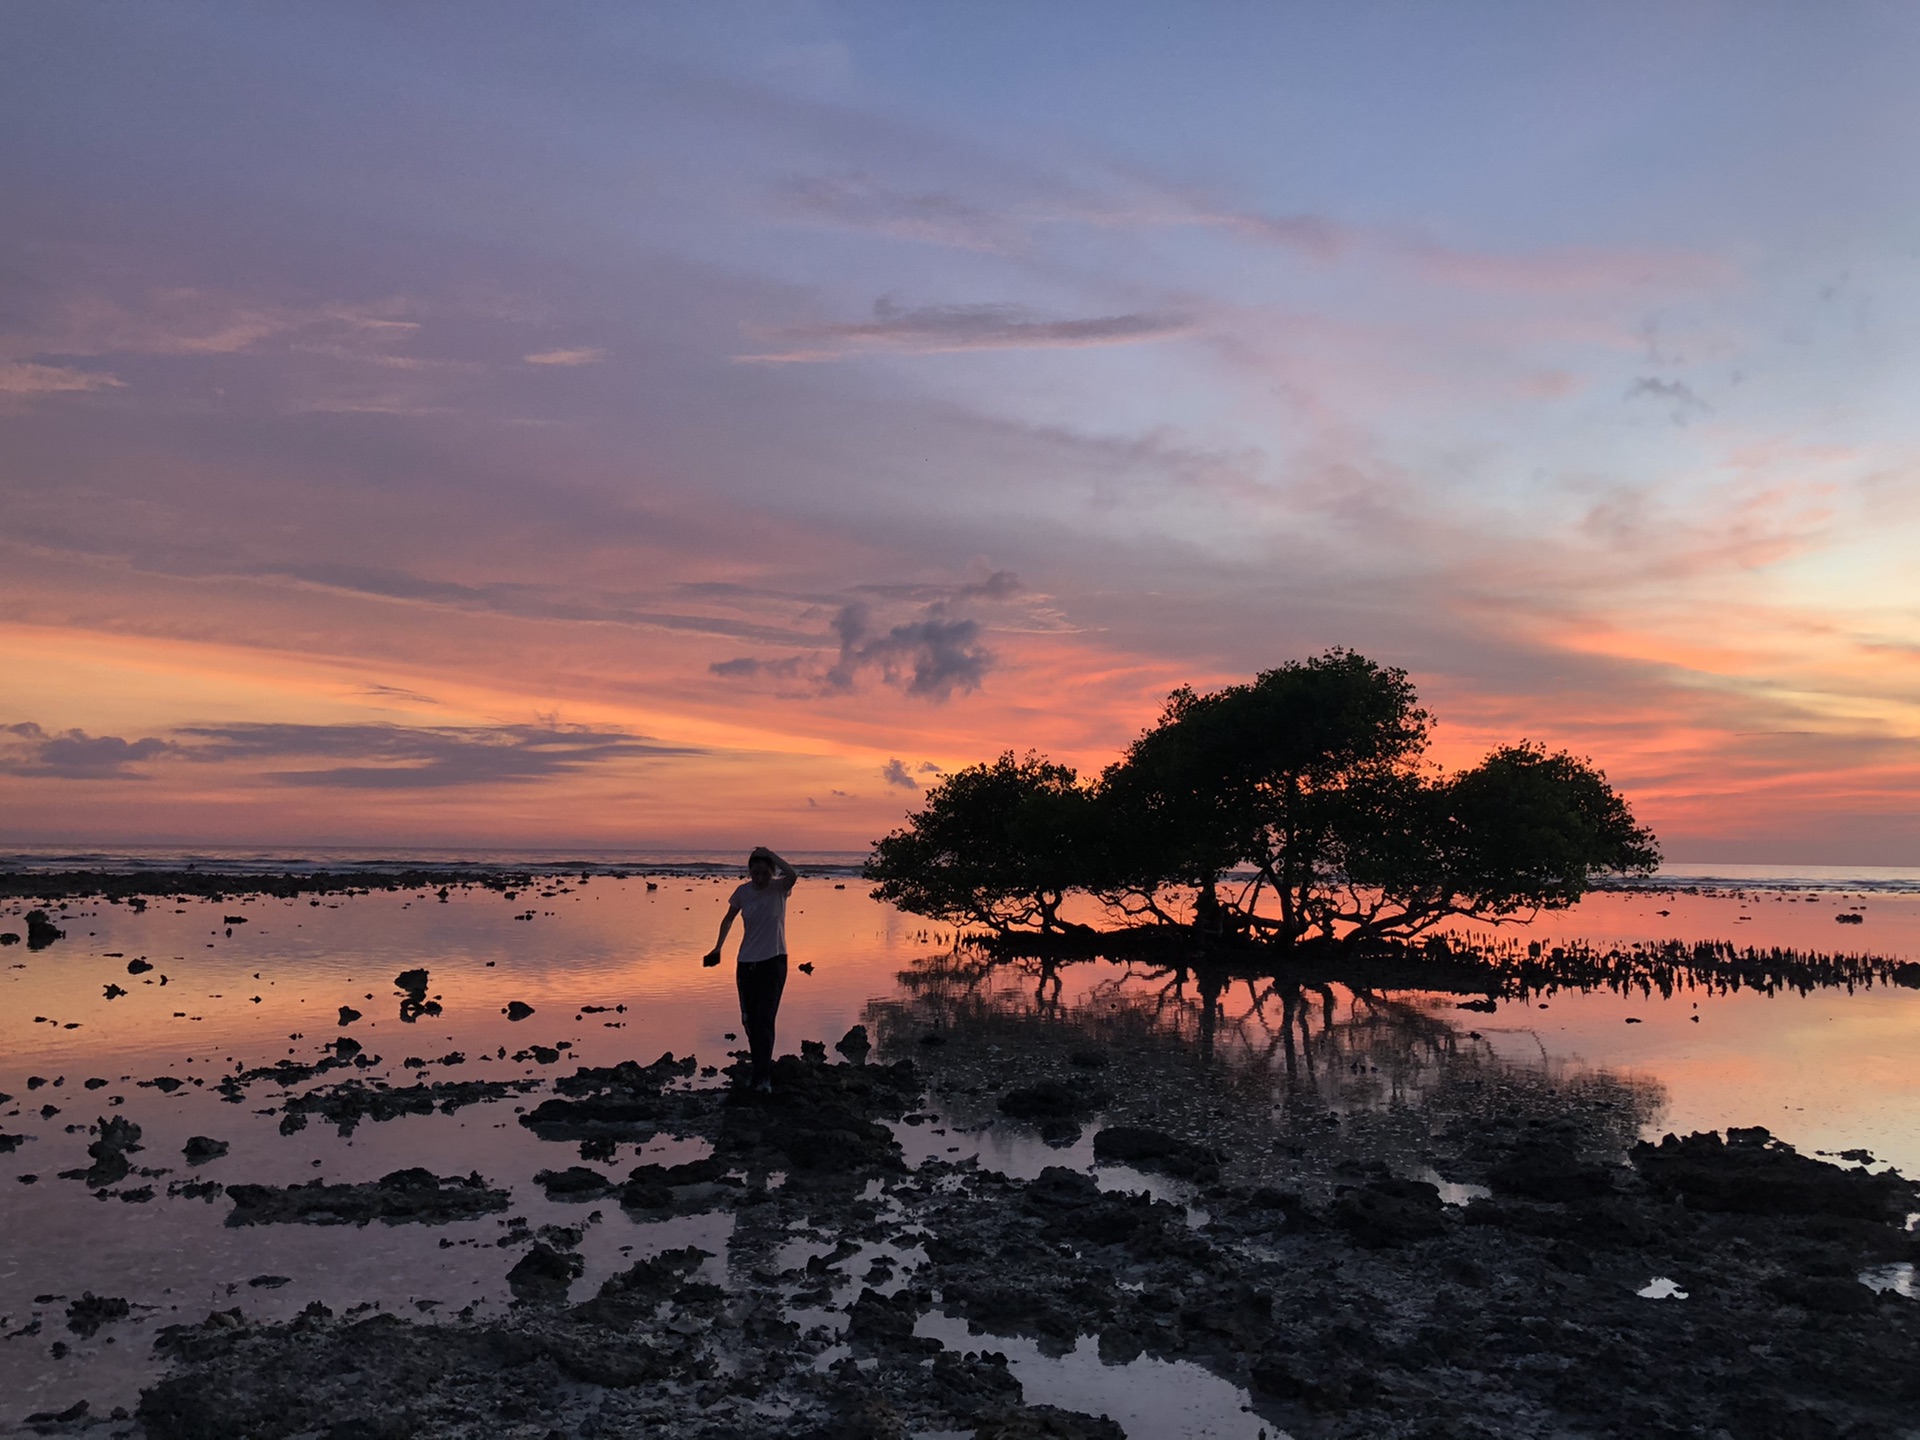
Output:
[864, 652, 1660, 950]
[862, 752, 1095, 935]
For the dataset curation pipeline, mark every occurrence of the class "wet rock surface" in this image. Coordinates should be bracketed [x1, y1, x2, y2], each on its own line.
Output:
[225, 1168, 510, 1226]
[275, 1075, 541, 1136]
[0, 904, 1891, 1440]
[120, 1010, 1920, 1440]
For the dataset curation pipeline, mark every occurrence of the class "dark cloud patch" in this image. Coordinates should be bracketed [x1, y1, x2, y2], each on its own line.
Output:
[711, 584, 998, 702]
[740, 298, 1194, 362]
[824, 602, 990, 700]
[267, 563, 819, 646]
[708, 655, 813, 681]
[1627, 377, 1710, 423]
[172, 721, 700, 789]
[360, 683, 440, 706]
[881, 758, 918, 790]
[2, 722, 174, 779]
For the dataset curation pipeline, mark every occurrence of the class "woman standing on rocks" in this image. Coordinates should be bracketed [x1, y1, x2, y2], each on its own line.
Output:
[703, 847, 798, 1093]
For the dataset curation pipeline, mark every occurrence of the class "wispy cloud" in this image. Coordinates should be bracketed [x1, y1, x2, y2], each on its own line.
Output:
[523, 347, 608, 366]
[2, 719, 699, 788]
[174, 721, 700, 788]
[778, 174, 1023, 253]
[3, 287, 419, 361]
[737, 297, 1195, 363]
[0, 361, 125, 396]
[880, 758, 918, 789]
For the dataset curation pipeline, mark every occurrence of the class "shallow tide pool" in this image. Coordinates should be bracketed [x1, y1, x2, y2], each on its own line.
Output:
[3, 868, 1918, 1434]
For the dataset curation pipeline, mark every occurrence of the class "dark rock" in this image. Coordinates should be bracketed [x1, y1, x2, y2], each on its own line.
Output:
[1333, 1177, 1448, 1248]
[0, 1132, 27, 1154]
[128, 958, 153, 974]
[77, 1115, 143, 1188]
[845, 1286, 936, 1350]
[392, 969, 429, 996]
[247, 1276, 292, 1289]
[336, 1007, 360, 1026]
[226, 1168, 509, 1226]
[533, 1166, 614, 1198]
[1762, 1274, 1876, 1314]
[505, 1242, 583, 1303]
[279, 1077, 539, 1137]
[22, 1400, 89, 1425]
[183, 1136, 230, 1165]
[66, 1291, 130, 1337]
[973, 1405, 1126, 1439]
[835, 1024, 872, 1063]
[568, 1246, 712, 1327]
[1487, 1141, 1616, 1202]
[504, 1001, 534, 1021]
[25, 910, 64, 950]
[1091, 1125, 1223, 1182]
[1632, 1130, 1918, 1220]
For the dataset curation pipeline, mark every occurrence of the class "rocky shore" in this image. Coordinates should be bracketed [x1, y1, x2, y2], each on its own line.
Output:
[34, 1020, 1905, 1440]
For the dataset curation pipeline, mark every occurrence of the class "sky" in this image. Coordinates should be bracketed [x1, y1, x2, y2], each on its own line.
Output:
[4, 2, 1920, 863]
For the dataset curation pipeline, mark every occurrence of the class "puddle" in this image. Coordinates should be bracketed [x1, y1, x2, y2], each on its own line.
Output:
[914, 1310, 1281, 1439]
[1859, 1262, 1915, 1297]
[1413, 1167, 1491, 1206]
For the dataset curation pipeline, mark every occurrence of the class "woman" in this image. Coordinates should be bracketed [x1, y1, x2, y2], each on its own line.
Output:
[703, 846, 798, 1093]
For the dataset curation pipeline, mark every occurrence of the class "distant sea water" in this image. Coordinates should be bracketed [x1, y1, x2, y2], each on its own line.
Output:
[3, 846, 1918, 893]
[0, 845, 873, 878]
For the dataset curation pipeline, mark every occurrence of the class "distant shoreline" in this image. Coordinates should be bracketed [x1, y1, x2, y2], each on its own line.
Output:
[0, 861, 868, 901]
[2, 856, 1916, 901]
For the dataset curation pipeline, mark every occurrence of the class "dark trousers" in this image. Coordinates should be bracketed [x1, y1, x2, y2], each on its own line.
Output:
[735, 955, 787, 1085]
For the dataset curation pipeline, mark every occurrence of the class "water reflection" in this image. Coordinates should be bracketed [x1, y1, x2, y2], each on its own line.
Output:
[863, 947, 1667, 1198]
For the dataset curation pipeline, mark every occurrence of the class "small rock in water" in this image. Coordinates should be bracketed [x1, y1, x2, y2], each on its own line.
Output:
[533, 1166, 615, 1199]
[504, 1001, 535, 1021]
[65, 1292, 130, 1337]
[25, 910, 65, 950]
[22, 1400, 89, 1426]
[835, 1025, 871, 1064]
[183, 1136, 230, 1166]
[337, 1007, 361, 1026]
[505, 1242, 583, 1303]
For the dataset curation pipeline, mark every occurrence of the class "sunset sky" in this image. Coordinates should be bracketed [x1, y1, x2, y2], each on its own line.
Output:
[5, 3, 1920, 862]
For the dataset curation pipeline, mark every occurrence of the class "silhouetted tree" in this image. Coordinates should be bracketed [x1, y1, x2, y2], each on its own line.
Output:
[1096, 650, 1431, 939]
[866, 652, 1660, 952]
[1329, 742, 1660, 945]
[863, 752, 1096, 936]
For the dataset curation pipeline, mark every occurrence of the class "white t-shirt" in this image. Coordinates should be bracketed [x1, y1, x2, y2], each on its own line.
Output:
[729, 876, 793, 964]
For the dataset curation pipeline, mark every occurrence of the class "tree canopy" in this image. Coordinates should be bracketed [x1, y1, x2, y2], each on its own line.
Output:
[863, 651, 1659, 951]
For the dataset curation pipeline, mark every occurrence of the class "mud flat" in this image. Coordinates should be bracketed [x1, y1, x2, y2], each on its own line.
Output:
[51, 1020, 1910, 1440]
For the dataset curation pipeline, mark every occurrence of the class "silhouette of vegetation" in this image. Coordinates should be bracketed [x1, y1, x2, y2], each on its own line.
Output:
[865, 650, 1659, 951]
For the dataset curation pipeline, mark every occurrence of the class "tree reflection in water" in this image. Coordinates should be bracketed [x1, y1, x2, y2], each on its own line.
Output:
[864, 946, 1666, 1177]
